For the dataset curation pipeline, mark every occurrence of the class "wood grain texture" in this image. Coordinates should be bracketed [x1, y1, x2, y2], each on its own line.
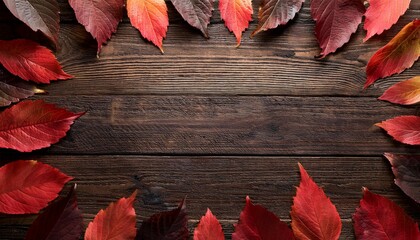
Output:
[19, 2, 420, 96]
[4, 95, 415, 155]
[0, 156, 418, 239]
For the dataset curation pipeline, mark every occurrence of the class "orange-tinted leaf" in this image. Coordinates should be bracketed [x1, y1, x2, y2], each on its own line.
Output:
[2, 0, 60, 47]
[376, 115, 420, 145]
[0, 100, 84, 152]
[310, 0, 365, 57]
[25, 184, 83, 240]
[384, 153, 420, 203]
[363, 0, 411, 41]
[365, 20, 420, 89]
[232, 196, 294, 240]
[170, 0, 214, 37]
[85, 191, 137, 240]
[0, 39, 72, 84]
[251, 0, 304, 37]
[0, 68, 44, 107]
[379, 76, 420, 105]
[137, 198, 189, 240]
[291, 163, 342, 240]
[219, 0, 253, 46]
[353, 188, 420, 239]
[69, 0, 124, 54]
[194, 208, 225, 240]
[0, 160, 72, 214]
[127, 0, 168, 53]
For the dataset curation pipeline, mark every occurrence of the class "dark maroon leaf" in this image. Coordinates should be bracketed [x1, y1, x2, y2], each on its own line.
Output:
[0, 68, 44, 107]
[385, 153, 420, 203]
[137, 198, 189, 240]
[25, 184, 83, 240]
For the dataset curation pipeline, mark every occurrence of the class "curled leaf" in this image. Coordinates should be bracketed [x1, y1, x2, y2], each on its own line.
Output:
[291, 163, 342, 240]
[365, 20, 420, 89]
[0, 160, 72, 214]
[353, 188, 420, 239]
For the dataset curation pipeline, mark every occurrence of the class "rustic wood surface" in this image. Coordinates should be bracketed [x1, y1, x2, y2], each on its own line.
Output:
[0, 0, 419, 239]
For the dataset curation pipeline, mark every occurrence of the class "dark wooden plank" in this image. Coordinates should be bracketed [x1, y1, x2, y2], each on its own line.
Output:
[0, 156, 418, 239]
[45, 3, 420, 96]
[5, 95, 416, 155]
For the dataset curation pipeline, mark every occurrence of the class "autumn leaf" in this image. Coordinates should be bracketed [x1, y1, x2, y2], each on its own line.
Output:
[251, 0, 304, 37]
[194, 209, 225, 240]
[0, 100, 84, 152]
[384, 153, 420, 203]
[232, 196, 294, 240]
[291, 163, 342, 240]
[353, 188, 420, 239]
[127, 0, 168, 53]
[0, 160, 72, 214]
[2, 0, 60, 47]
[25, 184, 83, 240]
[0, 39, 73, 84]
[376, 115, 420, 145]
[363, 0, 411, 41]
[68, 0, 125, 55]
[365, 20, 420, 89]
[310, 0, 365, 57]
[379, 76, 420, 105]
[170, 0, 214, 38]
[85, 191, 137, 240]
[0, 68, 44, 107]
[137, 198, 189, 240]
[219, 0, 253, 46]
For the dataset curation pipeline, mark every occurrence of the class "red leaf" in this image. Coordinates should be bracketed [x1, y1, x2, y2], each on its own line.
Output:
[0, 67, 44, 107]
[353, 188, 420, 239]
[376, 115, 420, 145]
[194, 208, 225, 240]
[85, 191, 137, 240]
[25, 184, 83, 240]
[68, 0, 124, 55]
[0, 160, 72, 214]
[232, 196, 294, 240]
[384, 153, 420, 203]
[127, 0, 169, 53]
[0, 39, 73, 84]
[251, 0, 304, 37]
[291, 163, 342, 240]
[365, 20, 420, 89]
[363, 0, 411, 41]
[0, 100, 84, 152]
[2, 0, 60, 47]
[137, 198, 189, 240]
[310, 0, 365, 57]
[219, 0, 253, 46]
[170, 0, 214, 38]
[379, 76, 420, 105]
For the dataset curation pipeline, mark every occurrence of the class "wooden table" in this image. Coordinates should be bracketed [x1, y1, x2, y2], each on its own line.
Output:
[1, 0, 419, 239]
